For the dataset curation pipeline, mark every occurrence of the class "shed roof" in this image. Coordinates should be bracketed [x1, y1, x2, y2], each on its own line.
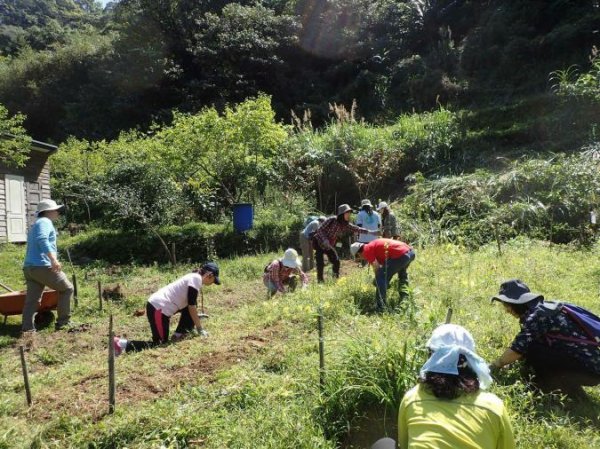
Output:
[1, 133, 57, 155]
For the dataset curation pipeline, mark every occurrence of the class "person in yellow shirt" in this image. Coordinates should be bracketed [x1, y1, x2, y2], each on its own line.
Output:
[371, 324, 515, 449]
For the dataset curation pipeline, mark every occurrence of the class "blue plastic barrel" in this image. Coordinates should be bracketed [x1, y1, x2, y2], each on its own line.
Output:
[233, 203, 253, 233]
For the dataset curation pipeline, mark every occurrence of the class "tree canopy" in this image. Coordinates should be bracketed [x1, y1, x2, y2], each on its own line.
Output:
[0, 0, 599, 141]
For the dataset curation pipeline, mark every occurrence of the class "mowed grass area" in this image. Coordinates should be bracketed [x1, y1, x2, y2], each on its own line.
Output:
[0, 239, 599, 448]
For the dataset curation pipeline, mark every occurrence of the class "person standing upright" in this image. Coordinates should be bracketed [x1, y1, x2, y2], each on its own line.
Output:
[356, 199, 381, 244]
[376, 202, 399, 239]
[22, 199, 74, 333]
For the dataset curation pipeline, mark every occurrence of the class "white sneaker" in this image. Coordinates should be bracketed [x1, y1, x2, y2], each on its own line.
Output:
[113, 337, 127, 356]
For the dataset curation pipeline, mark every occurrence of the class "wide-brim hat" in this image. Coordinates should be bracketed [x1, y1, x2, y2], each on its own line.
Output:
[202, 262, 221, 285]
[337, 204, 353, 215]
[491, 279, 543, 304]
[281, 248, 301, 269]
[376, 201, 388, 211]
[360, 199, 372, 207]
[36, 199, 64, 214]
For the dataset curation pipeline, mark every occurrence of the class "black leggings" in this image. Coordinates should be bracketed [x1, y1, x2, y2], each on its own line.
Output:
[125, 302, 196, 352]
[524, 341, 600, 392]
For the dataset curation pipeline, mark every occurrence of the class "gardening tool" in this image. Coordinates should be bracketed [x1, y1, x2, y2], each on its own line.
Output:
[195, 290, 209, 337]
[0, 283, 58, 325]
[0, 281, 15, 293]
[198, 290, 209, 319]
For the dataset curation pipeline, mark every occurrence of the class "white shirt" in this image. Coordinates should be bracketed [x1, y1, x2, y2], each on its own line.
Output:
[148, 272, 203, 317]
[356, 210, 381, 243]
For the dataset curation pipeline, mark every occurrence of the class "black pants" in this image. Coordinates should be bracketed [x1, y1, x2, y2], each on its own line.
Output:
[313, 239, 340, 282]
[126, 302, 196, 352]
[525, 341, 600, 395]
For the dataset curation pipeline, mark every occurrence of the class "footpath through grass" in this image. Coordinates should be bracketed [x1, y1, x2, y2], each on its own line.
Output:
[0, 238, 599, 448]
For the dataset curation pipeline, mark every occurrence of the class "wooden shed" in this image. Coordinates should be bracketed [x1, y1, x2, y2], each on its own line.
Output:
[0, 138, 57, 243]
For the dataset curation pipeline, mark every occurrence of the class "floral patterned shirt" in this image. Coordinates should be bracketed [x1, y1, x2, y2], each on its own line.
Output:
[511, 302, 600, 374]
[263, 260, 308, 293]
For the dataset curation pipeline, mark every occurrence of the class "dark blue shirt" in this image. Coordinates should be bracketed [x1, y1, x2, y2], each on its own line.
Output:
[511, 302, 600, 375]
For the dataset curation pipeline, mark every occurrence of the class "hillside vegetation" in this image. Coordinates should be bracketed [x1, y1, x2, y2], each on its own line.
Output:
[1, 1, 599, 141]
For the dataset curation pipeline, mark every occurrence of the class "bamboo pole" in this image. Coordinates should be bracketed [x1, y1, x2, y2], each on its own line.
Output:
[98, 281, 103, 311]
[317, 307, 325, 390]
[19, 346, 32, 407]
[108, 314, 116, 414]
[445, 307, 453, 324]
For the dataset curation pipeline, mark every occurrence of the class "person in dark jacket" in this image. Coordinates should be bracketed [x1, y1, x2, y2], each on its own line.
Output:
[490, 279, 600, 397]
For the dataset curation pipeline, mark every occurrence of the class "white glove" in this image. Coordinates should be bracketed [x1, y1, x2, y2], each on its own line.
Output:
[196, 327, 209, 337]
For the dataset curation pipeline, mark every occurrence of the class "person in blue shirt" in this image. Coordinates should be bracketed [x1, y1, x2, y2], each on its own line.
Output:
[22, 199, 74, 333]
[299, 215, 326, 271]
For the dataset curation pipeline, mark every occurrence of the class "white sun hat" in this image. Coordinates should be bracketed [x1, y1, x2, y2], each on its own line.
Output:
[281, 248, 301, 269]
[350, 242, 364, 258]
[36, 199, 65, 214]
[376, 201, 388, 211]
[420, 324, 493, 389]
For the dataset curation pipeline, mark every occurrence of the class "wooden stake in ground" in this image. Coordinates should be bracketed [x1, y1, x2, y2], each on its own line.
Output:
[19, 346, 32, 407]
[317, 307, 325, 390]
[66, 249, 78, 307]
[171, 242, 177, 266]
[445, 307, 453, 324]
[108, 314, 116, 414]
[98, 280, 103, 311]
[72, 273, 78, 308]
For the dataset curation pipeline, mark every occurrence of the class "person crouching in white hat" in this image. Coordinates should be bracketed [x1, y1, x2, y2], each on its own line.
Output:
[263, 248, 308, 297]
[22, 199, 74, 333]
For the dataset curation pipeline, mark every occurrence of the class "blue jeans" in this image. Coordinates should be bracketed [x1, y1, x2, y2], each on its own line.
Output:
[374, 249, 415, 310]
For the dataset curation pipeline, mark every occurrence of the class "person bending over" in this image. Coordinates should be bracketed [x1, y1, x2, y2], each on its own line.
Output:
[113, 262, 220, 355]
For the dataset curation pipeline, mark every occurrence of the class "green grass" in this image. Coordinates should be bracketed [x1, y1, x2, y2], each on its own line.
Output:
[0, 239, 599, 448]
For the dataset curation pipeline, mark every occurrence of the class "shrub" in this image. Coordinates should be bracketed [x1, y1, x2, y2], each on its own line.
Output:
[396, 152, 600, 247]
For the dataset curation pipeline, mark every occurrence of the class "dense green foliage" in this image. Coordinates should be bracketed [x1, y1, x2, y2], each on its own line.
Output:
[61, 198, 307, 264]
[52, 95, 289, 225]
[0, 104, 31, 167]
[396, 153, 600, 247]
[1, 1, 599, 141]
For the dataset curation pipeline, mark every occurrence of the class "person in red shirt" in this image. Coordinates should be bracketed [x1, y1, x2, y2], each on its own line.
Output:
[351, 239, 415, 312]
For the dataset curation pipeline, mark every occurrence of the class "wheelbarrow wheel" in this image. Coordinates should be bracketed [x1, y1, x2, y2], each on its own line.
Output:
[35, 311, 55, 327]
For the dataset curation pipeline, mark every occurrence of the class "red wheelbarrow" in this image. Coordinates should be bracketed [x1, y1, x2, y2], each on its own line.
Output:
[0, 281, 58, 325]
